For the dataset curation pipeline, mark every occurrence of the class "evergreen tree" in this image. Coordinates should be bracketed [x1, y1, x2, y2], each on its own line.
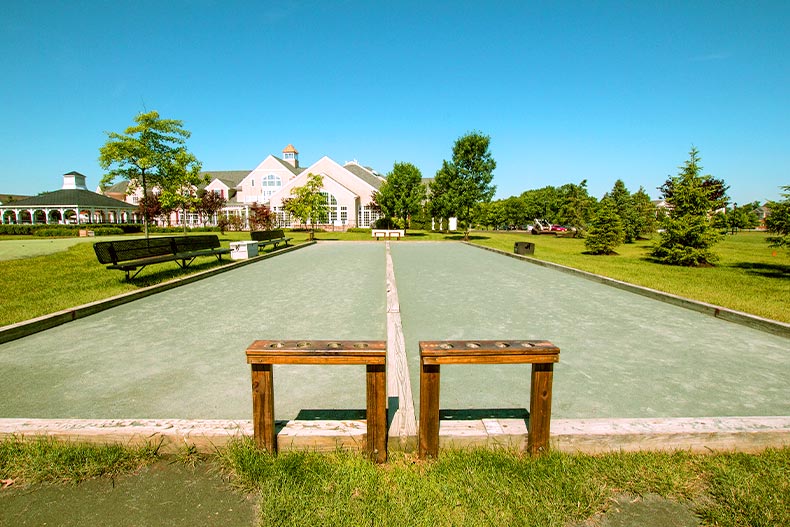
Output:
[584, 198, 624, 254]
[631, 187, 657, 238]
[604, 180, 638, 242]
[766, 186, 790, 249]
[651, 147, 721, 266]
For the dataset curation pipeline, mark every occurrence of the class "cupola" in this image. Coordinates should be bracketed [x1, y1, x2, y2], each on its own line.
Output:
[282, 144, 299, 168]
[62, 171, 88, 190]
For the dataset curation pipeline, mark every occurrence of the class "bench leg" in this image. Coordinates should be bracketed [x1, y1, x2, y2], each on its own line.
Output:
[251, 363, 276, 453]
[528, 363, 554, 455]
[418, 360, 441, 459]
[366, 364, 387, 463]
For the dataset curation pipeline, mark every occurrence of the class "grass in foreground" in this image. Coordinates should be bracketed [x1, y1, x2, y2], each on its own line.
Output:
[2, 437, 787, 527]
[218, 439, 790, 527]
[0, 436, 160, 485]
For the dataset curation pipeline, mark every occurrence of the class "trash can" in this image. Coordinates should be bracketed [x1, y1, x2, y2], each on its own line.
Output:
[514, 241, 535, 256]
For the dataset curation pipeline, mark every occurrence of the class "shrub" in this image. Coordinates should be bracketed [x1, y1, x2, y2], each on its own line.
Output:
[35, 228, 76, 237]
[93, 227, 125, 236]
[373, 217, 404, 229]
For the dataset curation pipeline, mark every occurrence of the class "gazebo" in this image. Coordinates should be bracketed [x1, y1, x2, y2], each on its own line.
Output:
[0, 172, 139, 225]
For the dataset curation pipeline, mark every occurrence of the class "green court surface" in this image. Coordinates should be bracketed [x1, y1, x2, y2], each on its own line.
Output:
[390, 243, 789, 419]
[0, 242, 787, 422]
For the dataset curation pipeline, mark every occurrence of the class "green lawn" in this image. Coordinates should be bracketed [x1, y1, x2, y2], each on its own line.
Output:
[0, 230, 788, 327]
[2, 437, 788, 527]
[472, 230, 790, 323]
[0, 231, 310, 327]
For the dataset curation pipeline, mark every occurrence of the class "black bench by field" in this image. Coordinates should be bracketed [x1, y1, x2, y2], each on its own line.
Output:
[93, 235, 230, 280]
[250, 229, 292, 249]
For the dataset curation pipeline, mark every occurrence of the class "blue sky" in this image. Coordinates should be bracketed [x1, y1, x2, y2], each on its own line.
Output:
[2, 1, 788, 205]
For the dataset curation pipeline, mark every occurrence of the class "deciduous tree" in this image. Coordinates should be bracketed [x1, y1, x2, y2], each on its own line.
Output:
[249, 202, 276, 231]
[713, 202, 760, 234]
[197, 190, 227, 227]
[373, 162, 426, 231]
[99, 111, 196, 237]
[283, 173, 328, 240]
[429, 132, 496, 240]
[157, 149, 205, 233]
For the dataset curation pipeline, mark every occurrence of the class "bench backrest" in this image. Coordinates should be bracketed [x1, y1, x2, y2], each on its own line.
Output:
[251, 229, 286, 242]
[173, 234, 221, 254]
[94, 235, 221, 264]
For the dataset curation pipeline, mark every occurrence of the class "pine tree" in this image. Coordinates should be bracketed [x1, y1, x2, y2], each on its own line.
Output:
[605, 180, 638, 242]
[585, 198, 624, 255]
[651, 147, 722, 266]
[631, 187, 657, 238]
[766, 186, 790, 249]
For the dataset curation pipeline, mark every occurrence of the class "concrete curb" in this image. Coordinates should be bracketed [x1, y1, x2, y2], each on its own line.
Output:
[0, 241, 316, 345]
[2, 416, 786, 454]
[466, 242, 790, 338]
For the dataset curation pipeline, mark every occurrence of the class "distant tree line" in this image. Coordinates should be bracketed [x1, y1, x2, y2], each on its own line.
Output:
[98, 112, 783, 266]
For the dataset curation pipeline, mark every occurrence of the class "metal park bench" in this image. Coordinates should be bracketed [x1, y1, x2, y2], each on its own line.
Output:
[245, 340, 387, 463]
[372, 229, 405, 240]
[250, 229, 292, 249]
[418, 340, 560, 459]
[93, 234, 230, 280]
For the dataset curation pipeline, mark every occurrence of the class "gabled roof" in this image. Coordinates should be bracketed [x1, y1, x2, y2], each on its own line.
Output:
[273, 157, 305, 175]
[201, 170, 250, 188]
[104, 181, 130, 193]
[343, 162, 382, 190]
[4, 189, 137, 209]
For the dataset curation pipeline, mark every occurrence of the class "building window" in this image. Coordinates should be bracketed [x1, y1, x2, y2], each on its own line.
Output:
[357, 204, 381, 228]
[340, 206, 348, 223]
[273, 206, 292, 228]
[320, 192, 339, 224]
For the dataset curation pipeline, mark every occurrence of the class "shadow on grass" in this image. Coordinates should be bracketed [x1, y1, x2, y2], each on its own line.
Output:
[444, 234, 491, 241]
[124, 260, 229, 287]
[730, 262, 790, 279]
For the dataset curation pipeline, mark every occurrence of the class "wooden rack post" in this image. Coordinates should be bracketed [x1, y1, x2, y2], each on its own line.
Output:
[246, 340, 387, 463]
[418, 340, 559, 459]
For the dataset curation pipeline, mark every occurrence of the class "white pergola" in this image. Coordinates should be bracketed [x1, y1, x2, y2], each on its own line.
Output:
[0, 172, 139, 225]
